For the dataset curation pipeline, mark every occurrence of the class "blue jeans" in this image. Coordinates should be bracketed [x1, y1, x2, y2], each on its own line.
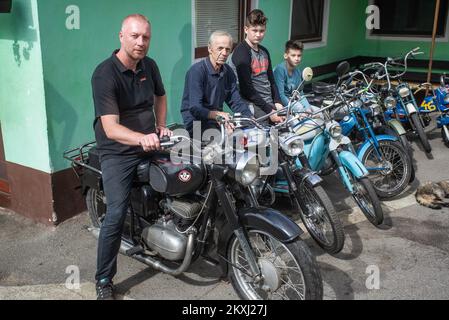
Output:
[95, 154, 144, 283]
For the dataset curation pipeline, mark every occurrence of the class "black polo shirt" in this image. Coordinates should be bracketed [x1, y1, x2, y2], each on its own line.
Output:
[92, 50, 166, 159]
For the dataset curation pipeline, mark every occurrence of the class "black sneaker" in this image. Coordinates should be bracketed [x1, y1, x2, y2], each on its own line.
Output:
[96, 279, 115, 300]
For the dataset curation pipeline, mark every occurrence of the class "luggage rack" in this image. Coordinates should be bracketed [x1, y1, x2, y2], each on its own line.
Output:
[63, 141, 102, 175]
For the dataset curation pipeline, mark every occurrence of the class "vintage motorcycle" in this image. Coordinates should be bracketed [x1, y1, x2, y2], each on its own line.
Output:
[63, 126, 323, 300]
[289, 62, 384, 226]
[234, 67, 345, 254]
[415, 74, 449, 147]
[364, 47, 432, 153]
[332, 67, 413, 199]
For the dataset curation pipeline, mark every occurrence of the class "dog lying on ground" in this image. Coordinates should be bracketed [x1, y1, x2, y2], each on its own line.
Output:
[415, 180, 449, 209]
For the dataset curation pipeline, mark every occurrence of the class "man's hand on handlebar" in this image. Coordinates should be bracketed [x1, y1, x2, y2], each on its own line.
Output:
[139, 133, 161, 152]
[210, 111, 235, 133]
[156, 125, 173, 138]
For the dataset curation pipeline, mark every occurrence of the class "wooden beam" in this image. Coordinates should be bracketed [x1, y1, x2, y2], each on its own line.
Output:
[427, 0, 441, 95]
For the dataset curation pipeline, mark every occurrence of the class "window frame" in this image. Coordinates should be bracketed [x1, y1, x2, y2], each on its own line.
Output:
[366, 0, 449, 42]
[289, 0, 330, 49]
[193, 0, 252, 60]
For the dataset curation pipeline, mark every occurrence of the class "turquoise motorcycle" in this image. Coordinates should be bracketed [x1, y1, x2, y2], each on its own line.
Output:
[289, 63, 384, 226]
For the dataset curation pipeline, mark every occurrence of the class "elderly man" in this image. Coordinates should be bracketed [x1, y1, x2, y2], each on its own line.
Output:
[91, 14, 171, 300]
[180, 30, 252, 137]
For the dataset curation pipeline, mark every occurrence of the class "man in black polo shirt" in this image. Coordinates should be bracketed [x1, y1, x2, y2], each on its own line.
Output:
[91, 14, 171, 300]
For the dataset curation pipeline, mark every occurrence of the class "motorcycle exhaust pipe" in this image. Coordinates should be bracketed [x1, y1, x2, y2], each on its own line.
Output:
[89, 227, 195, 276]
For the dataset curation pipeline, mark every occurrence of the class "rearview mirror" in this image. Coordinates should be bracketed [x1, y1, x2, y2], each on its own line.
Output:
[336, 61, 350, 78]
[302, 67, 314, 82]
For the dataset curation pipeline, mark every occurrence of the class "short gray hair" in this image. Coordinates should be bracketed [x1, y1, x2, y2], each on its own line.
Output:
[208, 30, 233, 46]
[121, 14, 151, 31]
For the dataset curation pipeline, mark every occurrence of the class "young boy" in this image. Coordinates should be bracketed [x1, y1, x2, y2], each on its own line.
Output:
[274, 40, 313, 112]
[229, 9, 284, 123]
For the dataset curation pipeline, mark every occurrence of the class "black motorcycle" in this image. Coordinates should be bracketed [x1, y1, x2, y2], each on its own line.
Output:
[64, 129, 323, 300]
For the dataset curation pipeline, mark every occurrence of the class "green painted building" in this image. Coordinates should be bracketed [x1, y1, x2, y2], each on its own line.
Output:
[1, 0, 448, 225]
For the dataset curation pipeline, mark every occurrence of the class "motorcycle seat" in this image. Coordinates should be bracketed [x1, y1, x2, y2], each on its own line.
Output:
[87, 147, 101, 170]
[312, 82, 336, 95]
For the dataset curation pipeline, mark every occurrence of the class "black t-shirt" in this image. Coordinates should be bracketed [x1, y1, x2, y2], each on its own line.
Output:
[92, 50, 166, 160]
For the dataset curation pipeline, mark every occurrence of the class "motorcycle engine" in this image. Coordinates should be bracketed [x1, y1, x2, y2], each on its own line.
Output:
[141, 197, 202, 261]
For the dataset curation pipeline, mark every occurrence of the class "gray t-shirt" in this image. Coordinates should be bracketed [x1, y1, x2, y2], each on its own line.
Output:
[250, 48, 274, 106]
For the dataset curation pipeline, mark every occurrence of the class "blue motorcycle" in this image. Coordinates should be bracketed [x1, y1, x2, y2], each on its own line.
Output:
[231, 67, 345, 254]
[363, 48, 432, 154]
[331, 70, 413, 199]
[415, 74, 449, 147]
[287, 62, 384, 226]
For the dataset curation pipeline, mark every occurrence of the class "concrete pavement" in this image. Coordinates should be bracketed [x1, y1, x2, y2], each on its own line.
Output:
[1, 124, 449, 300]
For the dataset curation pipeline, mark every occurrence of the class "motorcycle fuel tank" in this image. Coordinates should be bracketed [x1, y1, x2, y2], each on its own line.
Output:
[149, 154, 206, 197]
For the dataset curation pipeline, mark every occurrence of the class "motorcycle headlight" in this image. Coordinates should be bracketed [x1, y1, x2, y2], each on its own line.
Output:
[384, 96, 396, 109]
[398, 87, 410, 98]
[279, 132, 304, 157]
[235, 152, 260, 186]
[328, 124, 343, 139]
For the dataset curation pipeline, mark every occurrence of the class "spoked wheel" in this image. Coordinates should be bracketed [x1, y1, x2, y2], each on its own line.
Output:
[86, 188, 106, 228]
[227, 230, 323, 300]
[381, 126, 414, 160]
[442, 126, 449, 148]
[348, 173, 384, 226]
[294, 180, 345, 254]
[410, 113, 432, 153]
[362, 141, 412, 199]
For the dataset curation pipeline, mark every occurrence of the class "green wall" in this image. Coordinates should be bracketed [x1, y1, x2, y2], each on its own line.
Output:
[37, 0, 192, 171]
[1, 0, 448, 174]
[356, 0, 449, 62]
[259, 0, 364, 69]
[0, 0, 51, 173]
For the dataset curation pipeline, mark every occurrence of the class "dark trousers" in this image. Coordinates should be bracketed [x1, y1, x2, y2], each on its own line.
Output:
[95, 154, 143, 283]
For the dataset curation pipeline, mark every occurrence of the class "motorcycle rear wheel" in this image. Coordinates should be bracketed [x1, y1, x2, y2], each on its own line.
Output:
[293, 181, 345, 254]
[227, 230, 323, 300]
[86, 188, 106, 228]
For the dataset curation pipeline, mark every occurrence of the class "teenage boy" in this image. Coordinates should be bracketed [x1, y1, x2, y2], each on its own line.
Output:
[274, 39, 321, 115]
[230, 9, 283, 123]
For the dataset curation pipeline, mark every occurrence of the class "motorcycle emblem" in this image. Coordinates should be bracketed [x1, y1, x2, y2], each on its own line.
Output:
[178, 170, 191, 183]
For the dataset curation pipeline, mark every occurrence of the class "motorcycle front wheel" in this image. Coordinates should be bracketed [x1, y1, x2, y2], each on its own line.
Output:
[293, 180, 345, 254]
[410, 113, 432, 153]
[227, 230, 323, 300]
[442, 126, 449, 148]
[381, 125, 414, 160]
[361, 140, 412, 199]
[349, 174, 384, 226]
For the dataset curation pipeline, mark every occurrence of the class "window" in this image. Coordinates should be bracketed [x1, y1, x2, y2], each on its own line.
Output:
[371, 0, 449, 38]
[194, 0, 251, 59]
[290, 0, 325, 42]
